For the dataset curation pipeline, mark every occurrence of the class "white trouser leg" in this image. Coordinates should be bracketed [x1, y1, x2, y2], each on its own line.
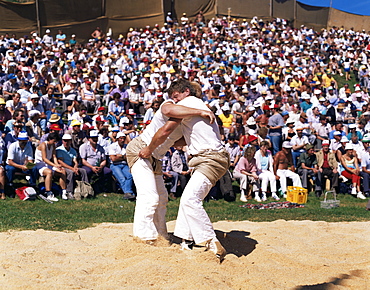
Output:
[277, 169, 302, 193]
[153, 174, 169, 239]
[277, 169, 287, 193]
[267, 170, 277, 192]
[174, 171, 216, 244]
[132, 158, 164, 240]
[233, 170, 248, 190]
[259, 171, 269, 192]
[284, 169, 303, 188]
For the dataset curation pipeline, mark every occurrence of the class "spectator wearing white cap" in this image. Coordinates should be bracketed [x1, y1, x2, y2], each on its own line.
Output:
[41, 29, 53, 47]
[340, 143, 366, 199]
[348, 126, 365, 157]
[81, 80, 100, 114]
[107, 93, 126, 126]
[143, 84, 157, 110]
[56, 133, 88, 196]
[62, 78, 81, 112]
[25, 109, 42, 146]
[109, 77, 129, 109]
[218, 103, 233, 139]
[79, 130, 112, 194]
[127, 81, 144, 115]
[273, 141, 302, 198]
[6, 131, 38, 192]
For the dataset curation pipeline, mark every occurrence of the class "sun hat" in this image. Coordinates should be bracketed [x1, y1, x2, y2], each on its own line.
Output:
[247, 135, 258, 143]
[361, 133, 370, 143]
[62, 133, 72, 140]
[18, 131, 28, 141]
[49, 124, 61, 131]
[30, 94, 40, 99]
[322, 140, 330, 146]
[282, 141, 292, 148]
[117, 132, 126, 139]
[70, 120, 81, 127]
[89, 130, 99, 138]
[29, 110, 40, 118]
[49, 114, 60, 123]
[340, 136, 349, 143]
[345, 143, 354, 150]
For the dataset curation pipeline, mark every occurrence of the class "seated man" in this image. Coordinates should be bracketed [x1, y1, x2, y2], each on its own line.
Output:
[56, 133, 88, 199]
[79, 130, 112, 194]
[5, 131, 39, 190]
[315, 140, 339, 197]
[107, 132, 135, 200]
[297, 144, 319, 194]
[26, 94, 47, 133]
[273, 141, 302, 198]
[25, 110, 42, 147]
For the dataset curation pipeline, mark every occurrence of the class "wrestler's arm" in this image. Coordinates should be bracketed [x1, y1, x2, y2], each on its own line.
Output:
[138, 118, 181, 158]
[162, 102, 215, 124]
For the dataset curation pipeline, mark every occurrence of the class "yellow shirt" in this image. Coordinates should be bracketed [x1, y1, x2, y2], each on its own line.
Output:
[219, 113, 233, 128]
[322, 74, 334, 88]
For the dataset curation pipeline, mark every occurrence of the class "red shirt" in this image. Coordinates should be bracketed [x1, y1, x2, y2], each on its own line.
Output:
[322, 152, 330, 168]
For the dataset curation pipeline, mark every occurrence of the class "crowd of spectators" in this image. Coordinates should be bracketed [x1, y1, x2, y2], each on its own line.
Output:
[0, 13, 370, 207]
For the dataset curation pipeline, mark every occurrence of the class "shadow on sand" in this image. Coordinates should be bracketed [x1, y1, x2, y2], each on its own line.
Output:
[169, 229, 257, 258]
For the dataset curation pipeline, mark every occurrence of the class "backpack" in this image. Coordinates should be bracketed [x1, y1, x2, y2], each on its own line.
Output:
[74, 180, 94, 200]
[15, 186, 37, 201]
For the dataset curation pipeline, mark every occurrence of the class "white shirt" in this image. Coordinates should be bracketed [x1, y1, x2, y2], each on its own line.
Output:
[177, 96, 223, 155]
[108, 142, 126, 165]
[290, 135, 309, 152]
[140, 100, 182, 160]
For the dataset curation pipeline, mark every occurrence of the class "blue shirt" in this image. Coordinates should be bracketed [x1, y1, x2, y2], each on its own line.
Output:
[56, 144, 77, 167]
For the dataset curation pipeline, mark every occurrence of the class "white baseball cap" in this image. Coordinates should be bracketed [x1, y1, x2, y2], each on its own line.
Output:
[282, 141, 292, 148]
[62, 133, 72, 140]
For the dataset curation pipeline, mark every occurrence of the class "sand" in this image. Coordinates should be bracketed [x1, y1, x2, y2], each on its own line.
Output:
[0, 220, 369, 289]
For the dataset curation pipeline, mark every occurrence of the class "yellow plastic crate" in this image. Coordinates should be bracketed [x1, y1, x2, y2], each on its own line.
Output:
[287, 186, 308, 204]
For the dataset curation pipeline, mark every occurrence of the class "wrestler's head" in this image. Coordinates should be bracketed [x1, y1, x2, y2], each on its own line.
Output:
[167, 79, 191, 103]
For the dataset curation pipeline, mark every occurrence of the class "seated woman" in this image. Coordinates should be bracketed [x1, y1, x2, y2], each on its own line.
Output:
[255, 141, 279, 201]
[35, 132, 67, 202]
[233, 146, 260, 202]
[340, 143, 366, 199]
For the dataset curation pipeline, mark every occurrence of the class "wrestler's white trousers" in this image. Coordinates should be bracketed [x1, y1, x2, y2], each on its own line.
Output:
[174, 171, 216, 244]
[277, 169, 302, 193]
[132, 158, 168, 241]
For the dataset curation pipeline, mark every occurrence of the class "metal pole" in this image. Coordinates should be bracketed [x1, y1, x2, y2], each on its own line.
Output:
[270, 0, 273, 20]
[293, 0, 297, 28]
[35, 0, 41, 36]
